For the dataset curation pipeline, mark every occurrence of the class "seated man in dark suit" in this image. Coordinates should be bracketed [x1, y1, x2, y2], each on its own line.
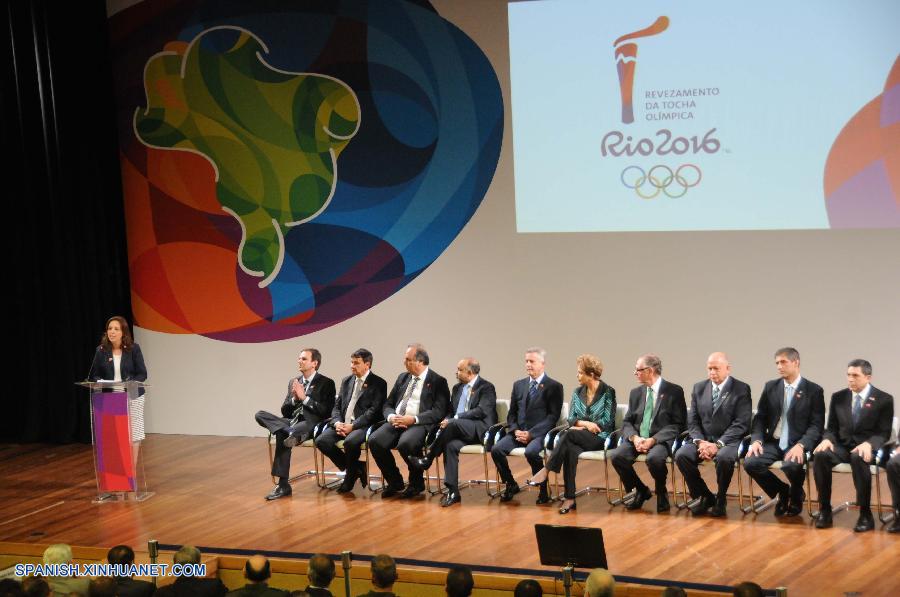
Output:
[154, 545, 227, 597]
[887, 445, 900, 533]
[609, 353, 686, 512]
[304, 554, 335, 596]
[226, 555, 288, 596]
[315, 348, 388, 494]
[744, 347, 825, 516]
[813, 358, 894, 531]
[356, 554, 397, 597]
[675, 352, 751, 517]
[369, 343, 451, 498]
[491, 347, 564, 505]
[255, 348, 336, 500]
[107, 544, 155, 597]
[410, 358, 498, 506]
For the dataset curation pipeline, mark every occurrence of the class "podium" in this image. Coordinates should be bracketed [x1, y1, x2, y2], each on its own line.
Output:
[76, 380, 153, 502]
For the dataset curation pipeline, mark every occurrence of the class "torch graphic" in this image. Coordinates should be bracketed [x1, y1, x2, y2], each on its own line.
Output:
[614, 16, 669, 124]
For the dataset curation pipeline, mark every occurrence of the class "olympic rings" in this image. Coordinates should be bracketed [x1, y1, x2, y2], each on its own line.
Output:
[620, 164, 702, 199]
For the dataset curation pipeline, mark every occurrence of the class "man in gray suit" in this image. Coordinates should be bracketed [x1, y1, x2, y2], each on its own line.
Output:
[675, 352, 751, 517]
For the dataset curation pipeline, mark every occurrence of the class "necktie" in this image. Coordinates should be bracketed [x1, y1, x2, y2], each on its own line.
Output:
[852, 393, 862, 425]
[640, 387, 654, 437]
[344, 377, 362, 424]
[777, 385, 794, 451]
[302, 378, 310, 394]
[456, 384, 470, 415]
[527, 379, 538, 407]
[398, 376, 419, 416]
[712, 385, 721, 411]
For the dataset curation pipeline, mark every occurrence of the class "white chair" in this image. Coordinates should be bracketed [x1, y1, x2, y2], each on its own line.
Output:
[672, 408, 756, 510]
[266, 433, 318, 485]
[810, 415, 899, 523]
[544, 404, 626, 502]
[425, 400, 510, 496]
[487, 402, 569, 498]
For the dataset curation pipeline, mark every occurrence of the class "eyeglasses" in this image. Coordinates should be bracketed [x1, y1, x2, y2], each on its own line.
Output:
[634, 367, 651, 374]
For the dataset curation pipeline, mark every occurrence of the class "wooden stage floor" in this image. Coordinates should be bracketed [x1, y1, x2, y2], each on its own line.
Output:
[1, 435, 897, 596]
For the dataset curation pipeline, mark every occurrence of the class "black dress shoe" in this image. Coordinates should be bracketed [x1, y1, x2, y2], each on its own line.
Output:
[887, 511, 900, 533]
[265, 484, 292, 500]
[535, 490, 552, 505]
[558, 501, 576, 514]
[499, 483, 521, 502]
[626, 486, 653, 511]
[689, 494, 715, 516]
[381, 484, 405, 498]
[853, 511, 875, 533]
[399, 485, 425, 499]
[441, 491, 461, 507]
[708, 502, 727, 517]
[815, 509, 833, 529]
[336, 468, 358, 494]
[409, 456, 433, 471]
[785, 489, 805, 517]
[283, 434, 299, 448]
[774, 488, 790, 517]
[657, 492, 671, 513]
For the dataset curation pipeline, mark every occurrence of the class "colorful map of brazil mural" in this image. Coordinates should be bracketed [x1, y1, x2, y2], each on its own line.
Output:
[110, 0, 503, 342]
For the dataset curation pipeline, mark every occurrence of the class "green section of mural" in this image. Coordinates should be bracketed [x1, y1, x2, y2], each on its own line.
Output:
[134, 27, 360, 286]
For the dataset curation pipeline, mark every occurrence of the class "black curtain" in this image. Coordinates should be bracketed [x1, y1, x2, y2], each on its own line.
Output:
[2, 1, 132, 442]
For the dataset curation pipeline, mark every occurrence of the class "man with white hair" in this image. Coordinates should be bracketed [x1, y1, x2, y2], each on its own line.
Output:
[42, 543, 89, 596]
[584, 568, 615, 597]
[491, 347, 564, 505]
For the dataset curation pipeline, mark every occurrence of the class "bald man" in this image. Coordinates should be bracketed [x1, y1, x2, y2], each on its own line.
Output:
[675, 352, 751, 517]
[226, 555, 288, 596]
[584, 568, 615, 597]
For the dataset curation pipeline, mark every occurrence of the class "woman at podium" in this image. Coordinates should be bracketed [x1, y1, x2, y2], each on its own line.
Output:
[89, 315, 148, 443]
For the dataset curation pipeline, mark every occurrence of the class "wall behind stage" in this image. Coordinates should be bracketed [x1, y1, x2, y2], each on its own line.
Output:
[115, 0, 899, 437]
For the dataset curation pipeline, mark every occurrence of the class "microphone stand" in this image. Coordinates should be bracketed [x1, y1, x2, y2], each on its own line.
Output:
[148, 539, 159, 586]
[341, 550, 352, 597]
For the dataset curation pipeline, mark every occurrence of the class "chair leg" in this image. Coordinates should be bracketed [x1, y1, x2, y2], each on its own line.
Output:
[267, 434, 277, 485]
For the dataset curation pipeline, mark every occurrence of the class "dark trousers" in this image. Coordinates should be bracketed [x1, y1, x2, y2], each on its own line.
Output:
[887, 454, 900, 511]
[491, 433, 545, 485]
[315, 427, 368, 472]
[813, 443, 873, 512]
[743, 441, 806, 500]
[545, 429, 605, 499]
[255, 410, 312, 480]
[428, 419, 484, 491]
[368, 423, 429, 489]
[675, 441, 739, 503]
[610, 441, 671, 494]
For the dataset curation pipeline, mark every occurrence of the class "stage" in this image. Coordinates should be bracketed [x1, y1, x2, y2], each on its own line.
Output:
[1, 435, 897, 596]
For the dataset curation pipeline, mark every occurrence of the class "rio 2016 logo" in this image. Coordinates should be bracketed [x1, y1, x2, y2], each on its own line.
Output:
[606, 16, 722, 198]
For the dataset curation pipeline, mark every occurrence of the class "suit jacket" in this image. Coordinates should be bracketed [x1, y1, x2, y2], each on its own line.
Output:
[751, 377, 825, 451]
[621, 379, 687, 447]
[384, 368, 450, 427]
[688, 377, 752, 446]
[448, 376, 498, 436]
[279, 372, 336, 429]
[331, 371, 388, 430]
[89, 344, 148, 393]
[114, 576, 156, 597]
[506, 375, 564, 438]
[304, 587, 333, 597]
[225, 583, 289, 596]
[823, 386, 894, 451]
[155, 576, 228, 597]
